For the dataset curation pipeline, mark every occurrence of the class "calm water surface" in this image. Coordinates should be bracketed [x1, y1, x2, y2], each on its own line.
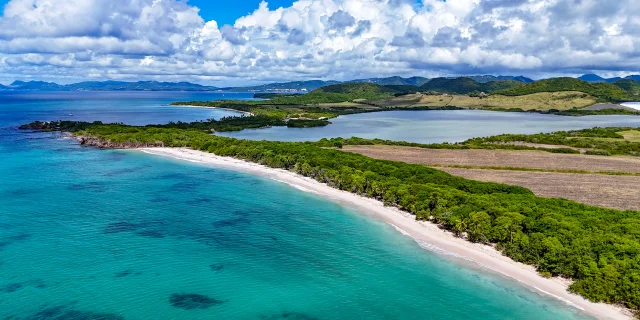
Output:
[221, 109, 640, 143]
[0, 92, 600, 319]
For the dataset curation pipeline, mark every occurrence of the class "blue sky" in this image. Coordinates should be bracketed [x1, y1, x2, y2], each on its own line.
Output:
[1, 0, 297, 25]
[0, 0, 637, 85]
[187, 0, 296, 25]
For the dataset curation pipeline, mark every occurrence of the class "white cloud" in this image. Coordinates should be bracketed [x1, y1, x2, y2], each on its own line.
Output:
[0, 0, 638, 85]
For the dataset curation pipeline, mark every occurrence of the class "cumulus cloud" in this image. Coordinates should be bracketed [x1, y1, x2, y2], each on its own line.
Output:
[0, 0, 638, 84]
[328, 10, 356, 29]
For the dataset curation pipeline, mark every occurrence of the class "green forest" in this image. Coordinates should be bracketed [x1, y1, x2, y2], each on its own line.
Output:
[20, 120, 640, 315]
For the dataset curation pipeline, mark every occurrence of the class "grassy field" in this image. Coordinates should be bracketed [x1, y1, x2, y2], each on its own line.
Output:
[404, 91, 598, 110]
[341, 145, 640, 210]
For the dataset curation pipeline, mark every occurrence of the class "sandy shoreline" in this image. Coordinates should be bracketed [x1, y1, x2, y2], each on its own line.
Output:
[138, 147, 631, 320]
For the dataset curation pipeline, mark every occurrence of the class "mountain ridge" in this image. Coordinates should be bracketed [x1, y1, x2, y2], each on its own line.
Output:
[3, 80, 219, 91]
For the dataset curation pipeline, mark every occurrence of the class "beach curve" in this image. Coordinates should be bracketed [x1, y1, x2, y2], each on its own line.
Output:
[137, 147, 632, 320]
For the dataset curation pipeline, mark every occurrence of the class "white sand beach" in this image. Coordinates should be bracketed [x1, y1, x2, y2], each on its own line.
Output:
[138, 147, 632, 320]
[621, 102, 640, 111]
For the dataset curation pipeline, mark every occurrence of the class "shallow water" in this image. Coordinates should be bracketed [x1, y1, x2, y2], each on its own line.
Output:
[220, 109, 640, 143]
[0, 92, 600, 319]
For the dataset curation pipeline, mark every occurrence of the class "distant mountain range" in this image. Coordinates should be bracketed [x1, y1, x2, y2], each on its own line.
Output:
[1, 74, 637, 92]
[1, 80, 219, 91]
[578, 74, 640, 83]
[222, 80, 341, 92]
[348, 76, 431, 87]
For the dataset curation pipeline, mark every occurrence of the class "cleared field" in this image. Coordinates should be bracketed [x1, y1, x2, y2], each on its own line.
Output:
[342, 145, 640, 173]
[387, 91, 599, 110]
[365, 94, 424, 108]
[342, 145, 640, 210]
[438, 168, 640, 211]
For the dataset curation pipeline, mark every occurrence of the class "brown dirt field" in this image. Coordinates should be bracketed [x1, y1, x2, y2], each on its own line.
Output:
[488, 142, 591, 152]
[438, 168, 640, 211]
[342, 145, 640, 173]
[411, 91, 596, 110]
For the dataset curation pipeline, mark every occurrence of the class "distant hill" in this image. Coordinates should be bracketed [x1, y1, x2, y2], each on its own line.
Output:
[349, 76, 430, 87]
[312, 82, 396, 96]
[10, 80, 63, 90]
[467, 75, 533, 83]
[261, 82, 396, 105]
[578, 74, 623, 83]
[66, 81, 217, 91]
[381, 85, 421, 94]
[625, 75, 640, 81]
[5, 80, 218, 91]
[498, 77, 630, 101]
[419, 77, 524, 94]
[228, 80, 340, 92]
[576, 74, 640, 83]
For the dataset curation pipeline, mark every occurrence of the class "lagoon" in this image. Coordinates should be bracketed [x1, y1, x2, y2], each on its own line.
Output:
[220, 109, 640, 143]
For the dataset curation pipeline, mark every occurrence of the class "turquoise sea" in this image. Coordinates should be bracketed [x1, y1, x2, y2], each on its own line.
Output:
[0, 92, 622, 319]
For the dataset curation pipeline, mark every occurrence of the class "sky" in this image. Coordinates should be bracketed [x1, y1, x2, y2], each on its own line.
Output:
[0, 0, 638, 86]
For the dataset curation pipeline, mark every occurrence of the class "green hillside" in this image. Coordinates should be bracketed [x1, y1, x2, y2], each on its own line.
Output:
[313, 82, 396, 95]
[613, 79, 640, 99]
[419, 77, 523, 94]
[497, 77, 630, 102]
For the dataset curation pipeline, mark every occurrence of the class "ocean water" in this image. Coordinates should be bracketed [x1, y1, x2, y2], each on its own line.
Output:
[0, 92, 600, 319]
[220, 109, 640, 143]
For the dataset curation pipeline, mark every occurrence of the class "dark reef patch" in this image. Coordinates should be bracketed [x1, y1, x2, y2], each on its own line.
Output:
[209, 264, 224, 272]
[105, 151, 127, 161]
[186, 197, 213, 205]
[103, 222, 138, 234]
[136, 230, 165, 238]
[168, 181, 201, 192]
[7, 188, 38, 197]
[261, 312, 320, 320]
[27, 305, 125, 320]
[169, 293, 224, 310]
[0, 233, 31, 251]
[149, 197, 170, 203]
[1, 282, 24, 293]
[156, 172, 190, 180]
[0, 279, 47, 293]
[212, 217, 251, 228]
[54, 147, 83, 153]
[68, 181, 107, 192]
[114, 270, 132, 278]
[103, 165, 150, 177]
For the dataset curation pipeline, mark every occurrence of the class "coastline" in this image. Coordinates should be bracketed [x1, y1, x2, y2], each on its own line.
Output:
[137, 147, 632, 320]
